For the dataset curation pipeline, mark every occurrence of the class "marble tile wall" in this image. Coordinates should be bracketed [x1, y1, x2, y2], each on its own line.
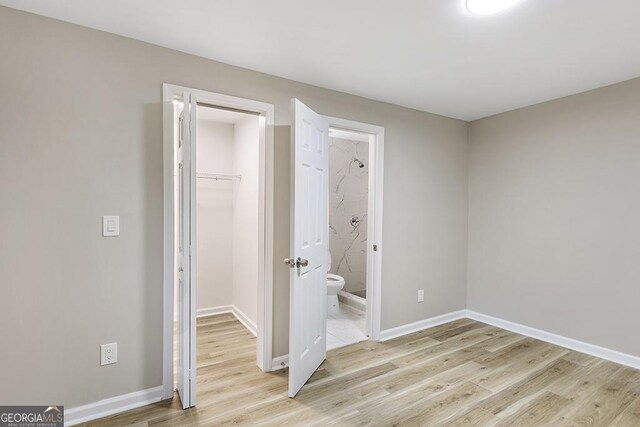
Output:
[328, 136, 369, 294]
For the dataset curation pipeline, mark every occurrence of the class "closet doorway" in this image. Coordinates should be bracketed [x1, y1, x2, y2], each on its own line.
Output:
[162, 85, 274, 408]
[195, 105, 261, 327]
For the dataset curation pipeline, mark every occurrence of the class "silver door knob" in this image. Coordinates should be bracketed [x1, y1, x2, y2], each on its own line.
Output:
[296, 257, 309, 268]
[284, 258, 295, 268]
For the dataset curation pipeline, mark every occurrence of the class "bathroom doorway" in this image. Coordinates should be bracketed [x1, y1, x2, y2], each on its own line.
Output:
[324, 119, 384, 350]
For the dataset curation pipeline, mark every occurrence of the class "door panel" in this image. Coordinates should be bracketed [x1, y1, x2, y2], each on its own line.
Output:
[288, 99, 329, 398]
[187, 92, 198, 407]
[175, 92, 196, 409]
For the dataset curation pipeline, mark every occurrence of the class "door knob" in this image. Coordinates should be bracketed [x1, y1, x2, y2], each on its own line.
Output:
[284, 258, 295, 268]
[296, 257, 309, 268]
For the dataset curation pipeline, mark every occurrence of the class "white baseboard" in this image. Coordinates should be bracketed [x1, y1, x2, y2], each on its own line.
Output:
[67, 309, 640, 425]
[231, 305, 258, 337]
[196, 305, 234, 318]
[197, 305, 257, 337]
[271, 310, 466, 369]
[200, 306, 640, 371]
[65, 386, 164, 426]
[271, 355, 289, 370]
[379, 310, 467, 341]
[466, 310, 640, 370]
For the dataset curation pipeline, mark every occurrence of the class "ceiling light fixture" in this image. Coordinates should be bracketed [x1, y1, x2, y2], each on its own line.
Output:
[466, 0, 522, 15]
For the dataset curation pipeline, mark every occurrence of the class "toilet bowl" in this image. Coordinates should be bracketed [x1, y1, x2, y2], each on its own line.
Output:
[327, 273, 345, 315]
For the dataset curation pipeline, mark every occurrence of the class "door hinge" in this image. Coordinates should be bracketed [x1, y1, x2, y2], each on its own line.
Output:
[373, 244, 378, 251]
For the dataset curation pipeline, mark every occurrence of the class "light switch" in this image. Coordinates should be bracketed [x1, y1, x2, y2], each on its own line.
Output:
[102, 216, 120, 237]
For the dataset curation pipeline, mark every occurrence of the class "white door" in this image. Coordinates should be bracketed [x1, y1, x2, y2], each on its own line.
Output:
[287, 99, 329, 398]
[175, 92, 197, 409]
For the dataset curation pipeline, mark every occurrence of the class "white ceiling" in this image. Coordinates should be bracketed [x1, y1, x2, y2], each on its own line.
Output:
[4, 0, 640, 120]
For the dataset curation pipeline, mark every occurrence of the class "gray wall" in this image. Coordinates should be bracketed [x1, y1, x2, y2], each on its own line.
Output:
[231, 115, 261, 324]
[0, 7, 469, 407]
[468, 77, 640, 358]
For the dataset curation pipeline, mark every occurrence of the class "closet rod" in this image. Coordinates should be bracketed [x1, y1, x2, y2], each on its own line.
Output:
[196, 102, 260, 116]
[197, 173, 242, 181]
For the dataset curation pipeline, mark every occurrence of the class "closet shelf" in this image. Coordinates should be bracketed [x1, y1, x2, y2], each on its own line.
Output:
[197, 173, 242, 181]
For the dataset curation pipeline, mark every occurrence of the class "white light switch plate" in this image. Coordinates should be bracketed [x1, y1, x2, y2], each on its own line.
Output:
[417, 289, 424, 303]
[102, 216, 120, 237]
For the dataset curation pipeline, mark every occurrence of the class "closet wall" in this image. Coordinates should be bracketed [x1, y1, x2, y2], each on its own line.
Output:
[196, 109, 260, 326]
[196, 118, 235, 310]
[231, 115, 260, 323]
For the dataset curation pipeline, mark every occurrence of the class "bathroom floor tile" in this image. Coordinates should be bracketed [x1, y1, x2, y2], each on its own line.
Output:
[330, 327, 367, 344]
[326, 332, 347, 351]
[326, 303, 367, 350]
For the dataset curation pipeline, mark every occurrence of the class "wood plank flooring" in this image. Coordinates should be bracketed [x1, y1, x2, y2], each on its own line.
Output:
[79, 314, 640, 426]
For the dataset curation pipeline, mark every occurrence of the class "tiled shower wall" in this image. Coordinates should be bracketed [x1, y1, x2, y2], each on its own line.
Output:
[328, 137, 368, 294]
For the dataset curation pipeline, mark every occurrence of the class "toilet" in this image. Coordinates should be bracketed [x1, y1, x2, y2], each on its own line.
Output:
[326, 252, 345, 315]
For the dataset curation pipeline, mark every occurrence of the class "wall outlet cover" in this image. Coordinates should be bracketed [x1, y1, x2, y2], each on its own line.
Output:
[100, 342, 118, 366]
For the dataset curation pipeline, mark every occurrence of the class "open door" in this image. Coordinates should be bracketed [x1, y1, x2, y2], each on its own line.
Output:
[175, 92, 197, 409]
[287, 99, 329, 398]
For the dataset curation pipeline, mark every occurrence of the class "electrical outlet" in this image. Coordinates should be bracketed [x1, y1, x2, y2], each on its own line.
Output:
[417, 289, 424, 303]
[101, 343, 118, 366]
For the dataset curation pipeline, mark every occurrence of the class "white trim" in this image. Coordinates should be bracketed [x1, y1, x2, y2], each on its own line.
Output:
[337, 290, 366, 313]
[68, 308, 640, 425]
[337, 290, 366, 306]
[324, 116, 384, 342]
[65, 386, 164, 426]
[271, 355, 289, 370]
[379, 310, 467, 341]
[358, 307, 640, 371]
[196, 305, 234, 318]
[162, 84, 275, 400]
[161, 85, 175, 401]
[466, 310, 640, 370]
[329, 128, 369, 142]
[196, 305, 258, 336]
[230, 305, 258, 336]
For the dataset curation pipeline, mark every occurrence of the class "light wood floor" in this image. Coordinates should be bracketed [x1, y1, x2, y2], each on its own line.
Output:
[80, 314, 640, 426]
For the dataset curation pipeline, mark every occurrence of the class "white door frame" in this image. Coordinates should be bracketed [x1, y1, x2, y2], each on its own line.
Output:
[162, 83, 275, 400]
[324, 116, 384, 341]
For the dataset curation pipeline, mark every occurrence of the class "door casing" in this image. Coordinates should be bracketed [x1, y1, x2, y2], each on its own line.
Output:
[272, 116, 385, 372]
[162, 86, 386, 401]
[162, 83, 275, 401]
[324, 115, 385, 342]
[285, 110, 386, 396]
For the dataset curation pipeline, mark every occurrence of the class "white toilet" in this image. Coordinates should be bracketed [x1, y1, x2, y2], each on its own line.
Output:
[326, 252, 345, 315]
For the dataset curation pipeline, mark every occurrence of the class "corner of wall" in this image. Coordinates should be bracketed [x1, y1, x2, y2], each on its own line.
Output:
[464, 119, 473, 311]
